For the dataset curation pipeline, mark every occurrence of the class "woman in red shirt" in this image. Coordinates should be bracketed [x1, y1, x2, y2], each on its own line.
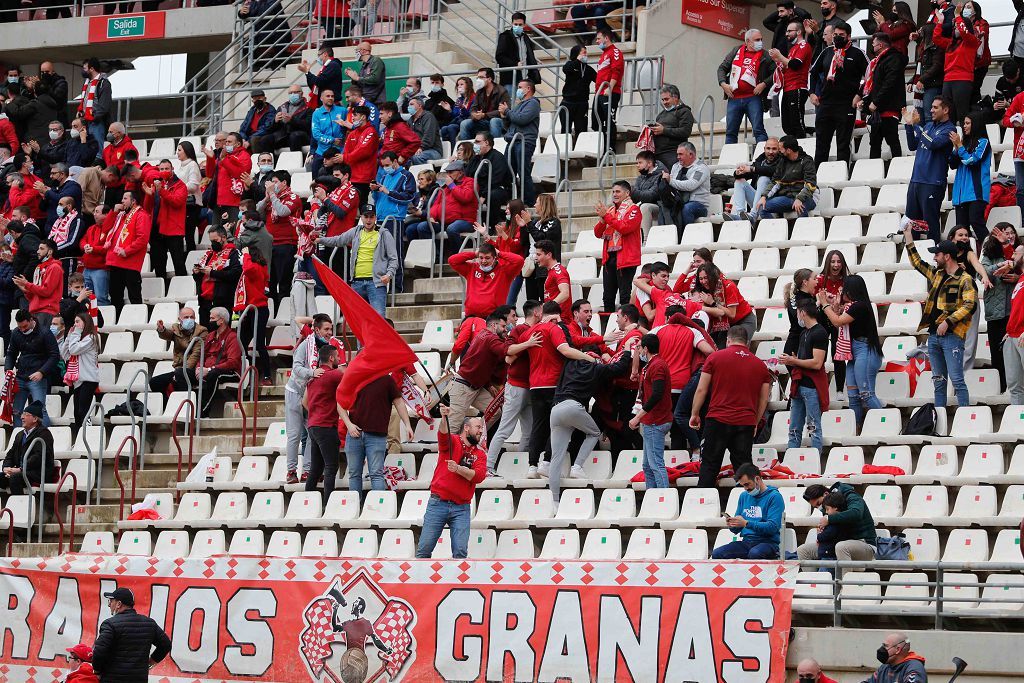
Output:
[689, 264, 753, 349]
[875, 2, 915, 55]
[4, 153, 44, 221]
[671, 247, 712, 295]
[234, 246, 272, 385]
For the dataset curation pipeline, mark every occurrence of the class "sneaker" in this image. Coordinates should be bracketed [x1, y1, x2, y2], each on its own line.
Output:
[486, 468, 502, 478]
[722, 213, 736, 221]
[286, 470, 298, 484]
[537, 460, 550, 478]
[527, 465, 539, 479]
[300, 472, 308, 483]
[569, 464, 585, 479]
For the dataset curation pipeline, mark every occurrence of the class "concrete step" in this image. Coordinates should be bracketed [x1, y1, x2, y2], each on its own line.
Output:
[73, 504, 123, 524]
[392, 290, 463, 306]
[388, 302, 464, 322]
[8, 542, 59, 558]
[413, 275, 463, 294]
[222, 400, 287, 420]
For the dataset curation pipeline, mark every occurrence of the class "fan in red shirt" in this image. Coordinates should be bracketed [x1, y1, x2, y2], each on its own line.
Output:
[302, 344, 345, 502]
[104, 191, 151, 308]
[15, 238, 62, 324]
[5, 153, 45, 221]
[450, 315, 486, 361]
[101, 123, 138, 195]
[317, 162, 360, 237]
[793, 658, 838, 683]
[671, 248, 712, 295]
[342, 105, 380, 200]
[568, 299, 611, 355]
[594, 28, 624, 149]
[626, 333, 675, 489]
[379, 101, 421, 166]
[234, 247, 272, 384]
[592, 302, 646, 456]
[594, 181, 642, 313]
[206, 132, 252, 215]
[534, 239, 571, 322]
[449, 242, 524, 318]
[634, 261, 698, 327]
[653, 306, 717, 393]
[415, 403, 487, 559]
[143, 160, 188, 279]
[769, 19, 813, 137]
[80, 206, 113, 295]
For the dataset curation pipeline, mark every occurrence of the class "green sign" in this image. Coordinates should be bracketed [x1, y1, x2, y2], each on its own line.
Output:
[107, 16, 146, 39]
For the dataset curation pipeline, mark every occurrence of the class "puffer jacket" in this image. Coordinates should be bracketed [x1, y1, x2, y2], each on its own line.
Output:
[821, 482, 876, 543]
[430, 175, 478, 223]
[765, 151, 817, 203]
[631, 161, 669, 205]
[653, 103, 695, 161]
[157, 322, 209, 369]
[12, 222, 41, 279]
[91, 609, 172, 683]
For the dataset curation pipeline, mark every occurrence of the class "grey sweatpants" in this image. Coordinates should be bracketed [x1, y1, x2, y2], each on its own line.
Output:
[284, 388, 311, 473]
[1005, 338, 1024, 405]
[549, 399, 601, 503]
[487, 384, 532, 470]
[964, 303, 980, 371]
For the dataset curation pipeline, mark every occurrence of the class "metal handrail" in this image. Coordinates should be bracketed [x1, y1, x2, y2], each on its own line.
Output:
[594, 92, 615, 193]
[236, 303, 260, 402]
[123, 367, 151, 469]
[425, 185, 446, 273]
[550, 104, 574, 243]
[19, 438, 48, 543]
[0, 508, 12, 556]
[237, 365, 261, 449]
[471, 158, 491, 231]
[505, 131, 526, 202]
[111, 435, 139, 522]
[182, 336, 206, 436]
[171, 397, 197, 502]
[696, 94, 716, 165]
[53, 471, 78, 555]
[81, 402, 106, 506]
[380, 215, 403, 308]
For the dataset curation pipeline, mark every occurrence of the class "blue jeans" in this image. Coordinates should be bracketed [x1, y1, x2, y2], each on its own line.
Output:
[14, 378, 50, 427]
[444, 219, 475, 252]
[641, 422, 671, 489]
[440, 122, 462, 146]
[345, 431, 388, 496]
[788, 384, 822, 450]
[675, 201, 708, 230]
[570, 0, 615, 33]
[731, 176, 772, 215]
[83, 268, 110, 306]
[410, 148, 442, 165]
[416, 496, 471, 558]
[405, 220, 440, 241]
[506, 139, 536, 207]
[725, 96, 767, 144]
[87, 121, 106, 160]
[711, 537, 779, 560]
[920, 87, 941, 124]
[928, 333, 969, 407]
[673, 369, 703, 450]
[459, 117, 504, 141]
[847, 339, 883, 424]
[349, 279, 387, 317]
[297, 256, 327, 296]
[506, 274, 524, 306]
[758, 195, 815, 219]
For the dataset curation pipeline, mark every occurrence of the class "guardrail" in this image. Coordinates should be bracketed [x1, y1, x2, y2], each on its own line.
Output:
[123, 367, 151, 469]
[0, 507, 12, 556]
[53, 471, 78, 555]
[81, 401, 105, 505]
[182, 336, 206, 436]
[20, 439, 48, 543]
[236, 303, 260, 402]
[237, 365, 261, 450]
[112, 435, 139, 522]
[172, 396, 197, 501]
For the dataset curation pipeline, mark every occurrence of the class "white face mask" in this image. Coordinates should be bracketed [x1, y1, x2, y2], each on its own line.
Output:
[962, 7, 973, 18]
[753, 40, 764, 51]
[473, 78, 485, 91]
[225, 145, 235, 153]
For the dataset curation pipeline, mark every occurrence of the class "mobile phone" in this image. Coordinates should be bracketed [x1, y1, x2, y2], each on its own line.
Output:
[721, 512, 731, 519]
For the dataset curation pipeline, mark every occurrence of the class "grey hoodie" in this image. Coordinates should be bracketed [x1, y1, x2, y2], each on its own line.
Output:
[318, 223, 398, 287]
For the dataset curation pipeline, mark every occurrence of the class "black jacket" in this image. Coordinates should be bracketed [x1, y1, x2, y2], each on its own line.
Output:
[196, 246, 242, 309]
[762, 6, 812, 53]
[5, 92, 60, 145]
[766, 150, 817, 203]
[12, 223, 42, 280]
[860, 48, 909, 114]
[495, 29, 540, 86]
[653, 103, 695, 160]
[2, 425, 54, 485]
[918, 41, 946, 90]
[554, 350, 632, 404]
[92, 608, 172, 683]
[38, 136, 69, 175]
[1011, 0, 1024, 55]
[4, 321, 60, 380]
[424, 88, 456, 126]
[737, 151, 781, 181]
[39, 73, 69, 125]
[631, 161, 669, 205]
[60, 295, 105, 329]
[66, 135, 100, 169]
[561, 58, 597, 103]
[810, 44, 869, 106]
[467, 148, 512, 194]
[305, 59, 345, 102]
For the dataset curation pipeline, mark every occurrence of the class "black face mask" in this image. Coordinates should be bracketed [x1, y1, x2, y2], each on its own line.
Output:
[876, 646, 891, 665]
[798, 677, 817, 683]
[833, 35, 848, 49]
[210, 241, 223, 252]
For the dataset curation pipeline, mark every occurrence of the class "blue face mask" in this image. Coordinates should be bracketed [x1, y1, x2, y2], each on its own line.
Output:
[259, 164, 273, 174]
[181, 318, 196, 331]
[56, 205, 65, 217]
[511, 24, 524, 36]
[289, 93, 302, 105]
[384, 165, 396, 174]
[515, 88, 525, 100]
[49, 325, 59, 336]
[237, 210, 244, 220]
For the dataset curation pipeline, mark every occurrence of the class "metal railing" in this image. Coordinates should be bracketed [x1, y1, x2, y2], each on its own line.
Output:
[123, 367, 150, 469]
[550, 105, 574, 242]
[111, 434, 139, 522]
[695, 94, 716, 166]
[505, 131, 525, 201]
[237, 365, 260, 449]
[53, 471, 78, 555]
[171, 396, 197, 501]
[0, 0, 202, 20]
[236, 303, 260, 401]
[82, 402, 106, 505]
[182, 336, 206, 436]
[425, 184, 446, 272]
[471, 158, 492, 229]
[0, 507, 12, 556]
[20, 439, 48, 543]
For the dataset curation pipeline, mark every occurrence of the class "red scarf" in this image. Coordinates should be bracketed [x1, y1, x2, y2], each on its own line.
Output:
[827, 44, 848, 82]
[862, 46, 888, 95]
[729, 46, 762, 90]
[111, 206, 140, 250]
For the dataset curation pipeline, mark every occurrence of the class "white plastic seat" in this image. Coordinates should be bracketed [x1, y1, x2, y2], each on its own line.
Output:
[878, 302, 922, 335]
[79, 531, 115, 553]
[117, 530, 152, 555]
[539, 529, 581, 559]
[566, 257, 597, 282]
[666, 529, 708, 560]
[340, 529, 379, 557]
[149, 530, 187, 559]
[900, 485, 949, 524]
[229, 530, 265, 555]
[948, 485, 998, 524]
[503, 489, 554, 527]
[358, 490, 398, 523]
[543, 489, 595, 525]
[781, 448, 821, 475]
[840, 571, 882, 608]
[390, 490, 430, 527]
[795, 572, 835, 607]
[829, 186, 871, 216]
[881, 336, 918, 364]
[991, 530, 1023, 563]
[677, 222, 712, 249]
[238, 491, 285, 526]
[495, 529, 535, 558]
[874, 373, 910, 401]
[871, 184, 908, 213]
[782, 246, 818, 271]
[816, 161, 850, 187]
[941, 529, 989, 563]
[379, 529, 416, 559]
[716, 143, 750, 166]
[675, 488, 720, 524]
[980, 574, 1024, 611]
[823, 446, 865, 477]
[948, 406, 993, 444]
[189, 530, 226, 558]
[956, 444, 1004, 482]
[752, 218, 788, 245]
[863, 485, 903, 520]
[904, 445, 958, 484]
[881, 572, 931, 608]
[467, 528, 497, 559]
[746, 247, 780, 272]
[581, 529, 622, 559]
[633, 488, 679, 525]
[903, 528, 939, 562]
[607, 450, 643, 486]
[284, 491, 323, 522]
[623, 529, 667, 559]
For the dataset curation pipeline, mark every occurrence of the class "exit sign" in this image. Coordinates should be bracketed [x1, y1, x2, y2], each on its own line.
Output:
[88, 11, 166, 43]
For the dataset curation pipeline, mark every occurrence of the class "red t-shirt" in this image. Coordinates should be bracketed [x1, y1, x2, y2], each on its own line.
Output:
[639, 355, 673, 425]
[506, 323, 534, 388]
[306, 368, 344, 428]
[349, 375, 400, 434]
[722, 278, 753, 321]
[527, 320, 569, 388]
[782, 40, 812, 91]
[544, 263, 572, 322]
[340, 618, 373, 651]
[816, 274, 843, 300]
[430, 432, 487, 504]
[649, 286, 689, 328]
[1007, 279, 1024, 338]
[235, 253, 269, 310]
[702, 345, 772, 426]
[654, 323, 703, 391]
[457, 328, 509, 388]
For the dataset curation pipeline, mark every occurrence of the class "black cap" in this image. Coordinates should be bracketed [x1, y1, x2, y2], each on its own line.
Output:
[928, 240, 960, 256]
[104, 587, 135, 606]
[360, 203, 376, 215]
[22, 401, 43, 418]
[251, 88, 266, 98]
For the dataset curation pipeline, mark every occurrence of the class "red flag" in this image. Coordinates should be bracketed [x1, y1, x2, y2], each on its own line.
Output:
[312, 257, 418, 409]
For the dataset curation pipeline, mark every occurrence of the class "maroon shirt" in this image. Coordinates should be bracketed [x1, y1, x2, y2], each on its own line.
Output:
[306, 368, 343, 428]
[639, 355, 673, 425]
[456, 328, 510, 388]
[349, 375, 400, 434]
[702, 345, 772, 426]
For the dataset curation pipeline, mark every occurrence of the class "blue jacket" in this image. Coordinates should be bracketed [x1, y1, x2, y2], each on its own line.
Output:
[373, 166, 417, 222]
[352, 98, 380, 132]
[41, 179, 83, 232]
[951, 138, 992, 205]
[239, 103, 278, 141]
[906, 120, 956, 186]
[733, 485, 784, 545]
[311, 104, 347, 156]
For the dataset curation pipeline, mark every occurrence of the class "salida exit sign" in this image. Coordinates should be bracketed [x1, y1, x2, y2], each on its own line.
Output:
[88, 11, 166, 42]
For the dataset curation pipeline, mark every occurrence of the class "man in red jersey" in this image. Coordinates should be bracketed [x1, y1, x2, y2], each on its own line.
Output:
[104, 190, 150, 308]
[567, 299, 611, 355]
[594, 179, 642, 313]
[593, 27, 624, 152]
[769, 19, 813, 138]
[449, 242, 524, 318]
[259, 170, 303, 308]
[535, 238, 571, 322]
[342, 105, 380, 204]
[633, 261, 693, 327]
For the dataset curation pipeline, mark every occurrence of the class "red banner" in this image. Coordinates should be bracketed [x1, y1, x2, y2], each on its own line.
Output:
[0, 555, 795, 682]
[681, 0, 751, 38]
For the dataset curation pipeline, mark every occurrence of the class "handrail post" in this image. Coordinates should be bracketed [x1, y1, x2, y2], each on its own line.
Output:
[506, 131, 525, 202]
[81, 402, 106, 506]
[237, 366, 260, 449]
[111, 435, 139, 522]
[425, 186, 442, 278]
[697, 95, 716, 166]
[471, 158, 491, 234]
[54, 471, 78, 555]
[124, 367, 150, 469]
[172, 398, 197, 502]
[237, 304, 259, 402]
[0, 508, 12, 556]
[20, 439, 47, 543]
[182, 337, 206, 436]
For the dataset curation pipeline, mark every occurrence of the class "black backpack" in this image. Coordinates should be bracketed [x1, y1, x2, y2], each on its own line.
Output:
[902, 403, 936, 436]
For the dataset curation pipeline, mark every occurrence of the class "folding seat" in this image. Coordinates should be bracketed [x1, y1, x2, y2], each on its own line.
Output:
[570, 229, 604, 257]
[713, 249, 744, 274]
[897, 445, 956, 486]
[746, 247, 780, 273]
[228, 530, 264, 555]
[941, 529, 989, 563]
[752, 446, 778, 469]
[632, 489, 679, 526]
[881, 572, 931, 609]
[826, 186, 871, 217]
[575, 450, 612, 485]
[821, 409, 857, 444]
[754, 307, 789, 341]
[97, 332, 134, 362]
[897, 485, 948, 526]
[677, 222, 712, 249]
[497, 490, 554, 529]
[863, 485, 903, 522]
[979, 574, 1024, 612]
[843, 158, 884, 188]
[946, 485, 998, 525]
[752, 218, 788, 245]
[794, 572, 835, 608]
[860, 241, 897, 270]
[953, 444, 1004, 484]
[495, 451, 530, 482]
[782, 246, 819, 272]
[623, 529, 666, 560]
[358, 491, 397, 524]
[839, 572, 882, 609]
[816, 161, 850, 188]
[874, 373, 910, 402]
[231, 491, 285, 529]
[266, 531, 302, 557]
[881, 336, 918, 364]
[79, 531, 115, 557]
[189, 530, 226, 558]
[947, 406, 993, 445]
[539, 489, 595, 527]
[996, 485, 1024, 524]
[965, 369, 1000, 399]
[737, 276, 769, 303]
[870, 184, 908, 213]
[666, 529, 708, 560]
[987, 205, 1022, 231]
[340, 530, 379, 558]
[607, 450, 643, 486]
[382, 491, 430, 529]
[157, 492, 211, 531]
[885, 156, 915, 183]
[877, 302, 921, 336]
[581, 529, 622, 559]
[297, 530, 337, 557]
[781, 489, 814, 524]
[823, 447, 865, 478]
[990, 530, 1023, 562]
[117, 531, 152, 556]
[902, 528, 939, 561]
[379, 529, 416, 559]
[670, 488, 720, 526]
[717, 221, 751, 247]
[283, 491, 323, 525]
[761, 411, 792, 450]
[409, 319, 454, 352]
[846, 409, 901, 446]
[715, 143, 750, 167]
[473, 490, 514, 527]
[780, 448, 821, 476]
[572, 132, 603, 158]
[539, 529, 581, 559]
[224, 455, 270, 490]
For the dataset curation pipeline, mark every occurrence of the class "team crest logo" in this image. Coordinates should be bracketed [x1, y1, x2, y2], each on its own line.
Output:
[299, 569, 416, 683]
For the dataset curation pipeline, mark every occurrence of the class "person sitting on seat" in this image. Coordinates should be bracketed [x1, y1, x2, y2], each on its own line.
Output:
[710, 462, 785, 560]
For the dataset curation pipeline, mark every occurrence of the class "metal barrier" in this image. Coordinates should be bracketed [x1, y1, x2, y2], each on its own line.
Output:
[123, 367, 151, 469]
[236, 303, 260, 402]
[594, 92, 616, 194]
[19, 439, 48, 543]
[0, 507, 12, 556]
[53, 471, 78, 555]
[696, 94, 716, 166]
[237, 365, 261, 450]
[550, 104, 574, 243]
[505, 131, 526, 202]
[171, 397, 197, 502]
[111, 435, 139, 522]
[80, 401, 105, 506]
[425, 184, 446, 269]
[182, 336, 206, 436]
[471, 157, 491, 235]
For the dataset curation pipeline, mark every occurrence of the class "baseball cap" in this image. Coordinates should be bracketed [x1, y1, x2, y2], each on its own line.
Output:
[360, 203, 376, 215]
[251, 89, 266, 98]
[445, 159, 465, 172]
[928, 240, 959, 256]
[104, 587, 135, 606]
[66, 644, 93, 662]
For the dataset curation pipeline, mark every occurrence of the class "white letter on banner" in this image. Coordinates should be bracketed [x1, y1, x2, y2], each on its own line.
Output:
[596, 595, 660, 682]
[537, 591, 589, 682]
[721, 596, 773, 683]
[486, 591, 537, 682]
[0, 574, 33, 658]
[171, 587, 221, 673]
[39, 577, 83, 660]
[96, 578, 118, 633]
[225, 589, 276, 676]
[149, 584, 170, 631]
[664, 592, 716, 683]
[435, 589, 484, 681]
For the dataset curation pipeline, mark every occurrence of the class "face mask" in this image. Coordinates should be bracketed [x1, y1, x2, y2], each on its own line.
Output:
[639, 352, 649, 364]
[210, 241, 223, 252]
[315, 59, 323, 67]
[384, 165, 396, 174]
[182, 318, 195, 331]
[479, 263, 495, 273]
[56, 205, 65, 217]
[81, 69, 90, 79]
[580, 54, 589, 63]
[48, 130, 60, 141]
[472, 142, 481, 154]
[797, 316, 806, 328]
[833, 35, 847, 49]
[6, 77, 17, 84]
[26, 164, 33, 175]
[352, 119, 364, 128]
[515, 88, 525, 100]
[473, 78, 485, 91]
[430, 84, 441, 93]
[354, 50, 362, 59]
[512, 24, 524, 36]
[228, 145, 239, 154]
[259, 164, 273, 174]
[409, 105, 420, 116]
[876, 647, 891, 665]
[457, 85, 465, 95]
[962, 7, 973, 18]
[753, 40, 764, 51]
[3, 234, 10, 245]
[237, 209, 245, 221]
[288, 93, 302, 105]
[160, 170, 173, 180]
[50, 325, 59, 336]
[105, 133, 116, 143]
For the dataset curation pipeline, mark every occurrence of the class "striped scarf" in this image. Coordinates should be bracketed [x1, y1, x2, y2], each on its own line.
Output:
[834, 302, 853, 361]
